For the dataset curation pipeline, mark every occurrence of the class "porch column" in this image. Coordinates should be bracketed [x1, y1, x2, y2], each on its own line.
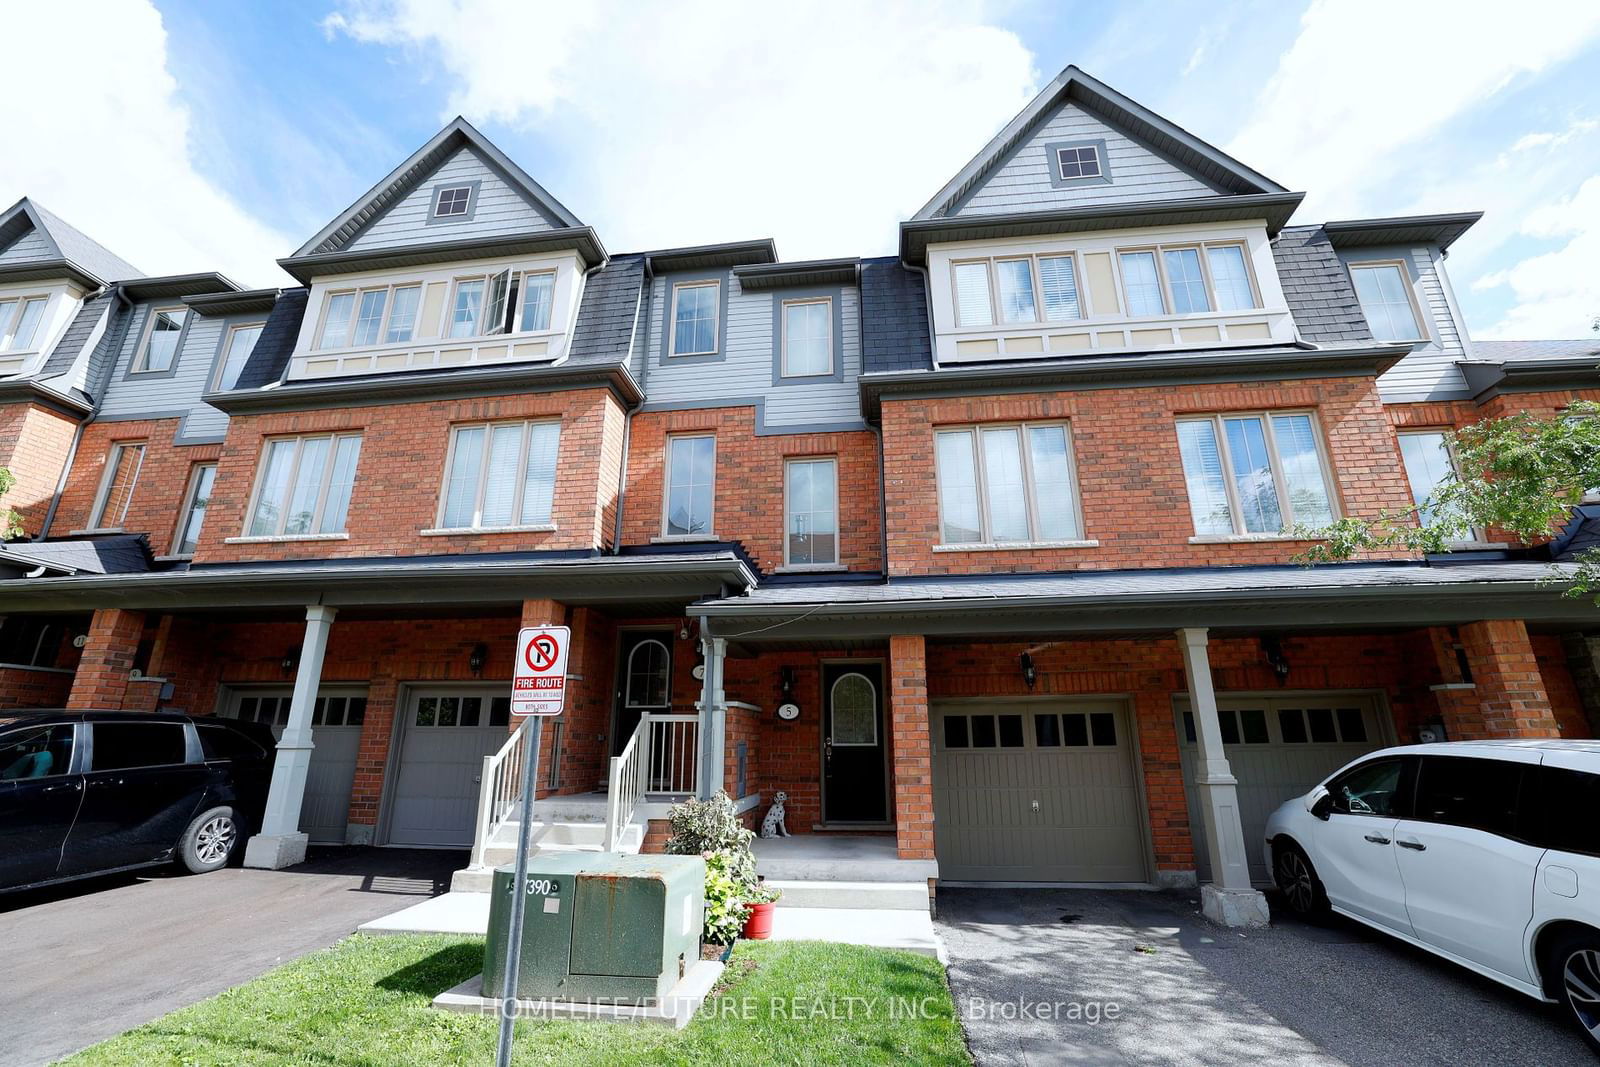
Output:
[1177, 628, 1269, 927]
[889, 634, 934, 861]
[66, 608, 146, 710]
[244, 605, 336, 870]
[1458, 620, 1561, 738]
[697, 635, 727, 799]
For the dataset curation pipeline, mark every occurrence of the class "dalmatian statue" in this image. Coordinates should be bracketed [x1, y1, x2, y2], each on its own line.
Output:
[760, 791, 790, 838]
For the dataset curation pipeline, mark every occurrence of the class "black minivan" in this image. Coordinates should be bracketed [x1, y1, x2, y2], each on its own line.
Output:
[0, 711, 275, 893]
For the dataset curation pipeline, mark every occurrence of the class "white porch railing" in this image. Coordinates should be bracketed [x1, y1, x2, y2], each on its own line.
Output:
[469, 717, 535, 869]
[603, 713, 699, 851]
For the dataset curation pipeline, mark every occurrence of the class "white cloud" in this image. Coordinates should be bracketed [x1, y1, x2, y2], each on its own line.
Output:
[324, 0, 1039, 257]
[1473, 176, 1600, 338]
[0, 2, 291, 287]
[1229, 0, 1600, 219]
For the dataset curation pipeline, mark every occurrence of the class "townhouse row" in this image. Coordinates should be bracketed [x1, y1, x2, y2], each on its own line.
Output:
[1, 65, 1596, 920]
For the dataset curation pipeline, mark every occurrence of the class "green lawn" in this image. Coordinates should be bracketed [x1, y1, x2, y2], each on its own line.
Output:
[61, 934, 970, 1066]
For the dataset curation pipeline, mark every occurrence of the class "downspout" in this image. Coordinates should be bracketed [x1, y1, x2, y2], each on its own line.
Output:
[38, 283, 133, 540]
[905, 261, 941, 370]
[610, 257, 653, 553]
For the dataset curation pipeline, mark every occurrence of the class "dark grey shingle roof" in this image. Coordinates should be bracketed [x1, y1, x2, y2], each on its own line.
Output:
[1, 535, 152, 576]
[1474, 339, 1600, 363]
[860, 256, 932, 373]
[233, 287, 308, 389]
[28, 201, 143, 283]
[35, 293, 114, 379]
[1273, 226, 1373, 344]
[568, 255, 642, 366]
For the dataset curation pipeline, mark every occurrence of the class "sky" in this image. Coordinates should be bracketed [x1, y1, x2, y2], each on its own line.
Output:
[3, 0, 1598, 340]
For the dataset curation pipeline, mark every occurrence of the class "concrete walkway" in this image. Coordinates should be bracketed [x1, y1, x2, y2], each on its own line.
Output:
[936, 886, 1587, 1066]
[0, 847, 463, 1067]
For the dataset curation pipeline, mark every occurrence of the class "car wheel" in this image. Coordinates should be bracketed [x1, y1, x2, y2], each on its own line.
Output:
[1272, 840, 1327, 917]
[179, 806, 241, 874]
[1549, 930, 1600, 1054]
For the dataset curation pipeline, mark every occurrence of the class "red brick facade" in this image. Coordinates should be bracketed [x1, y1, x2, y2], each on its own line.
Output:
[881, 378, 1415, 577]
[0, 402, 80, 536]
[51, 418, 220, 556]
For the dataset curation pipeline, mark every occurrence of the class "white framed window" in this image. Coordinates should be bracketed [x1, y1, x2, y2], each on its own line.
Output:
[172, 462, 217, 557]
[89, 441, 146, 530]
[670, 281, 719, 356]
[1206, 244, 1257, 311]
[437, 420, 562, 531]
[1397, 429, 1487, 537]
[1176, 411, 1337, 537]
[1349, 261, 1426, 343]
[1120, 241, 1262, 319]
[785, 457, 838, 567]
[212, 322, 265, 391]
[433, 184, 473, 218]
[0, 295, 47, 352]
[953, 254, 1083, 328]
[1162, 247, 1211, 314]
[663, 434, 715, 537]
[133, 306, 188, 373]
[245, 433, 362, 537]
[780, 298, 832, 377]
[1118, 250, 1166, 317]
[518, 270, 557, 332]
[934, 422, 1083, 545]
[316, 284, 423, 350]
[1056, 144, 1102, 180]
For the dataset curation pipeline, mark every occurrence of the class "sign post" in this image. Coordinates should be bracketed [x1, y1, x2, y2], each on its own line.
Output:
[495, 625, 570, 1067]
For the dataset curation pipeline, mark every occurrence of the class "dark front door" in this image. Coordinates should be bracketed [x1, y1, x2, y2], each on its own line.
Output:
[822, 663, 887, 823]
[613, 630, 673, 756]
[0, 722, 82, 889]
[61, 720, 208, 875]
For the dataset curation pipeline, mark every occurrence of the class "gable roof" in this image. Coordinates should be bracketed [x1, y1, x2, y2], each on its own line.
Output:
[0, 197, 142, 287]
[913, 65, 1287, 222]
[291, 117, 586, 259]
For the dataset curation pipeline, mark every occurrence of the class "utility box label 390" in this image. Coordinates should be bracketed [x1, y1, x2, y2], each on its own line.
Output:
[512, 625, 570, 717]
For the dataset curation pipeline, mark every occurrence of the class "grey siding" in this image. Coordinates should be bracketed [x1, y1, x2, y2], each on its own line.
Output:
[346, 146, 555, 251]
[96, 303, 237, 442]
[0, 225, 55, 265]
[1339, 244, 1471, 401]
[643, 272, 864, 432]
[952, 102, 1217, 217]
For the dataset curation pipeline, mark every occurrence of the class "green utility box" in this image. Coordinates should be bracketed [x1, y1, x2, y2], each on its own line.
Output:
[483, 852, 706, 1001]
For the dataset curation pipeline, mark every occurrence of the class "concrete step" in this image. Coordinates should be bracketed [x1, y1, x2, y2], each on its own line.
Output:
[487, 819, 641, 850]
[766, 880, 930, 912]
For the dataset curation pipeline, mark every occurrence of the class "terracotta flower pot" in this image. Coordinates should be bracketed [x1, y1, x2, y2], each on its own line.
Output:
[741, 900, 776, 940]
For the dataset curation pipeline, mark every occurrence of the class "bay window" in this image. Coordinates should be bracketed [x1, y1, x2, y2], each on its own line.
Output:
[246, 433, 362, 537]
[437, 420, 561, 531]
[1177, 412, 1336, 537]
[935, 422, 1083, 545]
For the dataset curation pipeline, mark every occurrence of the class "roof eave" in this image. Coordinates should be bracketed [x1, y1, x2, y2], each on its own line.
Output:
[0, 377, 93, 417]
[118, 272, 244, 302]
[204, 359, 643, 414]
[899, 192, 1306, 264]
[643, 239, 778, 274]
[1459, 356, 1600, 401]
[0, 258, 107, 291]
[1323, 212, 1483, 251]
[183, 288, 283, 317]
[732, 257, 861, 290]
[277, 227, 608, 283]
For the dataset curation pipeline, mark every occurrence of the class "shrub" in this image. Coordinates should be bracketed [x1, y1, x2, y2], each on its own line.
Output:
[701, 848, 751, 944]
[665, 791, 754, 882]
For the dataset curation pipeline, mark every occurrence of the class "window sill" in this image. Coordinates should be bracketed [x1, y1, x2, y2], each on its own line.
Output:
[934, 539, 1099, 552]
[420, 524, 557, 537]
[224, 533, 350, 544]
[651, 534, 720, 544]
[774, 563, 848, 574]
[0, 662, 74, 675]
[1439, 540, 1510, 551]
[1188, 534, 1316, 544]
[67, 528, 124, 536]
[667, 350, 719, 359]
[154, 554, 196, 563]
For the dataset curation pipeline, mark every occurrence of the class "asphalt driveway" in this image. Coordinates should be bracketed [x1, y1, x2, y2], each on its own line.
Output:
[936, 887, 1592, 1065]
[0, 846, 463, 1067]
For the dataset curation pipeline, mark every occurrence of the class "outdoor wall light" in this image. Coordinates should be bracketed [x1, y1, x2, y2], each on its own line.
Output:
[469, 642, 488, 676]
[280, 647, 299, 675]
[1019, 652, 1037, 689]
[1261, 637, 1291, 685]
[779, 666, 797, 697]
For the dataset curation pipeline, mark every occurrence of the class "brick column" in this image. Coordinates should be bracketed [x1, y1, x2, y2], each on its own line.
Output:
[1453, 620, 1562, 739]
[889, 634, 933, 861]
[66, 609, 145, 710]
[1133, 688, 1195, 884]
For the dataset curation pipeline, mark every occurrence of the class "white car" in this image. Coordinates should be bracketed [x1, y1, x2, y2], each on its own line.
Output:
[1264, 739, 1600, 1052]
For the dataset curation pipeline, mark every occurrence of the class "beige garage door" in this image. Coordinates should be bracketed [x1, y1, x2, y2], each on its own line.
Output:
[933, 700, 1148, 882]
[1176, 693, 1389, 884]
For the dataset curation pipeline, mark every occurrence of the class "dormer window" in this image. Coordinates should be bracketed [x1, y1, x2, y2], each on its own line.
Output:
[1056, 145, 1101, 180]
[132, 306, 189, 373]
[0, 295, 46, 352]
[432, 183, 474, 218]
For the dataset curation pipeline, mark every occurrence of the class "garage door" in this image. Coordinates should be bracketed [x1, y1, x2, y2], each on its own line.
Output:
[1177, 693, 1389, 883]
[386, 689, 512, 847]
[933, 700, 1148, 882]
[225, 688, 365, 845]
